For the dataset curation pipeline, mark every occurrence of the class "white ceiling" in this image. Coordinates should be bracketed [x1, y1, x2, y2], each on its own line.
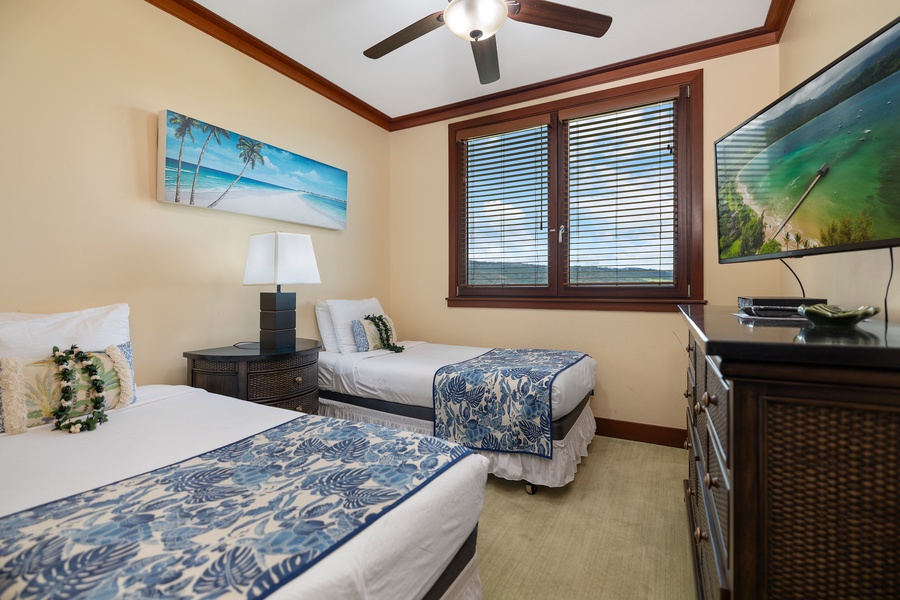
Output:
[191, 0, 773, 119]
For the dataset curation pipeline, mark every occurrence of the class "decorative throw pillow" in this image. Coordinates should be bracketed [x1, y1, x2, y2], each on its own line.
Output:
[352, 315, 404, 353]
[352, 314, 394, 352]
[0, 305, 137, 403]
[0, 359, 27, 435]
[0, 344, 134, 435]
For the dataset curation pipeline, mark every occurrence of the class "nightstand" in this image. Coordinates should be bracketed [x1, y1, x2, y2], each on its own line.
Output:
[183, 338, 321, 413]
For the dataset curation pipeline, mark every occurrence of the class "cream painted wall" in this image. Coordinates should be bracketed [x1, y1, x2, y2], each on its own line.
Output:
[389, 6, 900, 429]
[3, 0, 895, 430]
[0, 0, 391, 385]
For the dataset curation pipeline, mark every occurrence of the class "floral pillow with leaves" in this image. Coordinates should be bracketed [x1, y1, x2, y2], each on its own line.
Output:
[0, 344, 134, 435]
[351, 314, 405, 353]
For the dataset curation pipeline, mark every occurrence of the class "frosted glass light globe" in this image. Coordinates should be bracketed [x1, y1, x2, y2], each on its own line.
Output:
[443, 0, 508, 42]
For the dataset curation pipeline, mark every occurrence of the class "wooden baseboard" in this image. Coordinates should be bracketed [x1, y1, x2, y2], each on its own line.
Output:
[595, 417, 687, 449]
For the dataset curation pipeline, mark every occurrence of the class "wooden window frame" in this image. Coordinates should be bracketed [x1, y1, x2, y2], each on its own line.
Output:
[448, 70, 704, 312]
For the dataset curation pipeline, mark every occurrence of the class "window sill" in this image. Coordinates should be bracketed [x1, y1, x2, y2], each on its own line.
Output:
[446, 296, 707, 312]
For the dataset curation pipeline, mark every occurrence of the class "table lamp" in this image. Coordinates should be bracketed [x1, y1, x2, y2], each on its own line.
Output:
[243, 232, 320, 350]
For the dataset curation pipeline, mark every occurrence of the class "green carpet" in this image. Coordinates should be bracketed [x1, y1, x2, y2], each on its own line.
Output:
[477, 436, 695, 599]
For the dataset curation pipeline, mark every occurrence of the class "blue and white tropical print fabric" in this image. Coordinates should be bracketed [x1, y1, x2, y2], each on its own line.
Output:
[433, 348, 588, 459]
[0, 415, 472, 599]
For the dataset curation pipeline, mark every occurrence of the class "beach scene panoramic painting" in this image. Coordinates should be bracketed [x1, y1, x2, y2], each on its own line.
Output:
[715, 19, 900, 261]
[157, 110, 347, 230]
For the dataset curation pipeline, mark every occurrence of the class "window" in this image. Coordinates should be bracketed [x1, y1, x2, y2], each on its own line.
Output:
[449, 71, 704, 311]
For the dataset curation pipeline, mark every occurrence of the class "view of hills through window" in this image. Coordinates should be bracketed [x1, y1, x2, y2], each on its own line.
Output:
[462, 100, 677, 288]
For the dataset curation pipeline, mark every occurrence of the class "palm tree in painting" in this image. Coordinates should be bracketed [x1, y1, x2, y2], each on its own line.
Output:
[208, 137, 266, 208]
[167, 112, 198, 203]
[189, 123, 231, 205]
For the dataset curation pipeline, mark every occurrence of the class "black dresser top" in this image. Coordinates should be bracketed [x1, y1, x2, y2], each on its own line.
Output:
[680, 305, 900, 369]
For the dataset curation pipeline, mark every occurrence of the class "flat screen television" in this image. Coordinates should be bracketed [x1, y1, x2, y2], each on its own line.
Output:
[715, 17, 900, 264]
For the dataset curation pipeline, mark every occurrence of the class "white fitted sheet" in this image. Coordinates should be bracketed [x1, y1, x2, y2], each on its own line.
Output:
[319, 341, 596, 418]
[0, 385, 489, 600]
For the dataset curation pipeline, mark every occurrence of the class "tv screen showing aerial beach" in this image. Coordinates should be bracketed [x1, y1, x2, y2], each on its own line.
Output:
[715, 19, 900, 263]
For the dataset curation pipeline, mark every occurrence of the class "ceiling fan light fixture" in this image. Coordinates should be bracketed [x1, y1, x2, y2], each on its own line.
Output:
[443, 0, 508, 42]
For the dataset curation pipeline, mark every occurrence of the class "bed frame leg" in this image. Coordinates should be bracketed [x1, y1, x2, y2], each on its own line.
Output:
[525, 482, 536, 495]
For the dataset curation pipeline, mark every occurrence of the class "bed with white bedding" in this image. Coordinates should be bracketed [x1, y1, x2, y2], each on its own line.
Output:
[0, 303, 489, 599]
[317, 340, 597, 490]
[0, 385, 489, 599]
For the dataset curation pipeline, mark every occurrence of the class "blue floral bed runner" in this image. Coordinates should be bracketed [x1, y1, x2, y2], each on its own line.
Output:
[0, 415, 472, 599]
[433, 348, 588, 459]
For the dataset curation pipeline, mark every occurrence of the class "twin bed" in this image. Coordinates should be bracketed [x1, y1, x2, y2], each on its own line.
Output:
[0, 305, 488, 599]
[315, 299, 597, 492]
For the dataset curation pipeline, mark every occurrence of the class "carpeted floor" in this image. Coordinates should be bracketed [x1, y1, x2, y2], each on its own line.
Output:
[477, 436, 695, 599]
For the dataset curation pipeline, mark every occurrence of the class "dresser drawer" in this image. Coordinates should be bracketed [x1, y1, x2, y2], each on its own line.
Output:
[703, 429, 730, 564]
[685, 368, 696, 425]
[694, 476, 729, 600]
[695, 447, 730, 600]
[687, 409, 703, 519]
[703, 356, 730, 466]
[690, 334, 706, 394]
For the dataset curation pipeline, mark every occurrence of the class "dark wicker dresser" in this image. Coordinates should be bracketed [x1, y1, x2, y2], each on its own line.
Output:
[184, 339, 320, 413]
[680, 305, 900, 599]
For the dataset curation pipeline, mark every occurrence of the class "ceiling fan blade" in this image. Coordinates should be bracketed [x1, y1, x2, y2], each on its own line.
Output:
[507, 0, 612, 38]
[471, 36, 500, 85]
[364, 11, 445, 59]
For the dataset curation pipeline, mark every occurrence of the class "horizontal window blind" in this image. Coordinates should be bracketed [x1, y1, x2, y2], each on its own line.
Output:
[566, 100, 677, 286]
[461, 125, 549, 286]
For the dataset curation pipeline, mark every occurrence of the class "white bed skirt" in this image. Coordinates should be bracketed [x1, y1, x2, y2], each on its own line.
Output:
[319, 398, 595, 488]
[442, 554, 482, 600]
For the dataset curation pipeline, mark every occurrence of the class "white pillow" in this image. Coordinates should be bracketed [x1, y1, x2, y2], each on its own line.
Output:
[326, 298, 385, 354]
[0, 304, 137, 410]
[0, 304, 131, 360]
[315, 300, 339, 354]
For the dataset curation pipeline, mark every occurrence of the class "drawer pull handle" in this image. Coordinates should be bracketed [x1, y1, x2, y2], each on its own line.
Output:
[693, 402, 702, 415]
[702, 392, 718, 407]
[683, 439, 692, 450]
[704, 473, 719, 489]
[693, 527, 708, 544]
[685, 345, 693, 353]
[683, 389, 691, 399]
[294, 376, 303, 384]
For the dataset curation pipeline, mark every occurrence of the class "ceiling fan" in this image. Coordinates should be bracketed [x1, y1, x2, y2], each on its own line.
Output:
[364, 0, 612, 85]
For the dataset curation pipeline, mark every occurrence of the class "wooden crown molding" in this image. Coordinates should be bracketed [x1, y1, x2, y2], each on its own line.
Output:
[145, 0, 795, 132]
[143, 0, 392, 128]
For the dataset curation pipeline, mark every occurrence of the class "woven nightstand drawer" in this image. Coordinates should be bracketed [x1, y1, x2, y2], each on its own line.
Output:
[193, 359, 236, 373]
[263, 389, 319, 414]
[248, 362, 317, 400]
[248, 352, 315, 372]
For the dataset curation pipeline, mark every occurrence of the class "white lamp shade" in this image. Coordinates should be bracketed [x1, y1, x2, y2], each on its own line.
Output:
[243, 232, 321, 286]
[443, 0, 508, 42]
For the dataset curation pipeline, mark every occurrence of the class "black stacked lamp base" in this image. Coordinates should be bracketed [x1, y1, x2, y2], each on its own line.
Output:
[259, 291, 296, 350]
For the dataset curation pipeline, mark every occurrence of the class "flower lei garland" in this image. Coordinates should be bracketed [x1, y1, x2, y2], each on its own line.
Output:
[51, 344, 108, 433]
[364, 314, 404, 353]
